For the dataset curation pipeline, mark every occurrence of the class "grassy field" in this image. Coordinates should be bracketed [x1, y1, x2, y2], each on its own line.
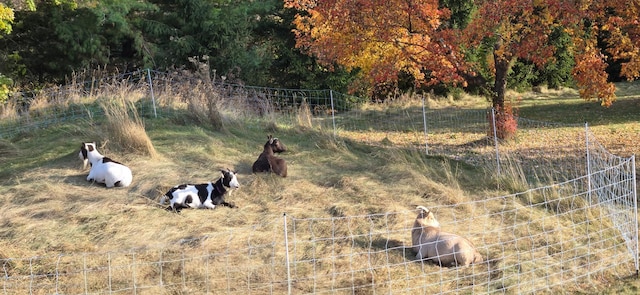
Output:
[0, 80, 638, 294]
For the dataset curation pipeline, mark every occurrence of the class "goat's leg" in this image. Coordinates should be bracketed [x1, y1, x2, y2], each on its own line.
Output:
[203, 201, 216, 209]
[220, 201, 236, 208]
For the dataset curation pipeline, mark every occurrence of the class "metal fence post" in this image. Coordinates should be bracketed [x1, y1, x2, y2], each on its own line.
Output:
[283, 213, 292, 295]
[491, 108, 501, 178]
[585, 122, 592, 205]
[632, 155, 639, 276]
[330, 90, 337, 138]
[146, 69, 158, 118]
[422, 94, 429, 155]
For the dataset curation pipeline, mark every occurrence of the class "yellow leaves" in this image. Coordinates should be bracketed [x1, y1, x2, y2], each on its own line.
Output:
[620, 54, 640, 80]
[0, 3, 14, 35]
[288, 0, 461, 93]
[572, 49, 616, 107]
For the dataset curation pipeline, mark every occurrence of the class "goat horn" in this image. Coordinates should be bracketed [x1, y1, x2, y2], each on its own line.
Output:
[416, 205, 430, 213]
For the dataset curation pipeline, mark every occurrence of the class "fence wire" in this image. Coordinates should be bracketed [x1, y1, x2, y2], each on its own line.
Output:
[0, 70, 637, 294]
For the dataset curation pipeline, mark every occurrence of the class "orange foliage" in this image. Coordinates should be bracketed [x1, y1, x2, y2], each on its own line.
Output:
[462, 0, 639, 107]
[286, 0, 640, 107]
[285, 0, 466, 95]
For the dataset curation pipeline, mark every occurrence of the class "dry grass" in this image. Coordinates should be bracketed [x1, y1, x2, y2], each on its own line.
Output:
[0, 77, 638, 294]
[185, 83, 225, 130]
[0, 98, 20, 120]
[100, 97, 158, 158]
[296, 100, 313, 128]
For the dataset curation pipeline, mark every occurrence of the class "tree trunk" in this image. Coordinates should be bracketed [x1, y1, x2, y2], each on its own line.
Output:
[491, 39, 517, 139]
[492, 41, 511, 110]
[493, 58, 509, 110]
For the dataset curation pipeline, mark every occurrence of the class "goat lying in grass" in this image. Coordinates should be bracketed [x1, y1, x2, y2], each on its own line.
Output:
[78, 142, 133, 188]
[411, 205, 483, 267]
[252, 135, 287, 177]
[160, 169, 240, 212]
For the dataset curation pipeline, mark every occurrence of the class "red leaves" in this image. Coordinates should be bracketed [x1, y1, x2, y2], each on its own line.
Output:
[287, 0, 464, 95]
[572, 47, 616, 107]
[288, 0, 639, 106]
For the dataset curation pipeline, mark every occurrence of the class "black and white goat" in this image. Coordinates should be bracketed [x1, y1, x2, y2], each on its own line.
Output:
[160, 169, 240, 212]
[252, 135, 288, 177]
[78, 142, 133, 188]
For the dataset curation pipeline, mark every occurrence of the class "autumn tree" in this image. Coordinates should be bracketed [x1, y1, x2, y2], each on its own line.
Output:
[285, 0, 468, 96]
[287, 0, 639, 106]
[462, 0, 640, 110]
[286, 0, 639, 138]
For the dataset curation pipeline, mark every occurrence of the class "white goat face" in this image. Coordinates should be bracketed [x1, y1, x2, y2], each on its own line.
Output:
[222, 169, 240, 189]
[415, 206, 441, 228]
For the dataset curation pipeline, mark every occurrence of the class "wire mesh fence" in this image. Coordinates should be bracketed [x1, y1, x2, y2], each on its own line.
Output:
[1, 157, 637, 294]
[0, 68, 596, 185]
[0, 69, 638, 294]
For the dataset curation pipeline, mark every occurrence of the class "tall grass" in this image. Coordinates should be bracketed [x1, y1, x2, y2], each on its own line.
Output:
[185, 82, 225, 131]
[100, 97, 157, 158]
[0, 75, 637, 294]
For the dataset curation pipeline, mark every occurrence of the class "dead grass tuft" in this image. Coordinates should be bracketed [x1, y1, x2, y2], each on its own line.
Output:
[0, 98, 19, 120]
[100, 97, 158, 158]
[187, 86, 225, 131]
[296, 100, 313, 128]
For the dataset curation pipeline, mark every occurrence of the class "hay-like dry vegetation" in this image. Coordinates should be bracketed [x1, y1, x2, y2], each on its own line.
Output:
[0, 76, 638, 294]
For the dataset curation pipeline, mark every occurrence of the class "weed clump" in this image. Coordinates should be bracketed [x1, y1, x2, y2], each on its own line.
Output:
[100, 97, 157, 158]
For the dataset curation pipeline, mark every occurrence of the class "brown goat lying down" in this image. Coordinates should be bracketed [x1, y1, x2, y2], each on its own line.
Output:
[252, 135, 287, 177]
[411, 206, 483, 267]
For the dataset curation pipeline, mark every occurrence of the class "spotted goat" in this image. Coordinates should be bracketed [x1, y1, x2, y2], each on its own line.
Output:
[160, 169, 240, 212]
[78, 142, 133, 188]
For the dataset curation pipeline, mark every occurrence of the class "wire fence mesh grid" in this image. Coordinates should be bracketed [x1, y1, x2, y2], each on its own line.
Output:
[0, 69, 638, 294]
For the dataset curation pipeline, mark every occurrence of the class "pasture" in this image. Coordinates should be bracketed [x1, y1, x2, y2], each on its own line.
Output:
[0, 78, 638, 294]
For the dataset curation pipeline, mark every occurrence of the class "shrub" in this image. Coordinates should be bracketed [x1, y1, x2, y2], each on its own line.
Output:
[489, 102, 518, 140]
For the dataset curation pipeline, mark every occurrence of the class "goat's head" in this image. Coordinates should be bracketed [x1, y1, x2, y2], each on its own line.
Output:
[78, 142, 97, 169]
[267, 135, 287, 153]
[415, 206, 440, 229]
[221, 168, 240, 189]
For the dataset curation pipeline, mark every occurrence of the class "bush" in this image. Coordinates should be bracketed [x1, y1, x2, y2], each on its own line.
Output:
[489, 103, 518, 140]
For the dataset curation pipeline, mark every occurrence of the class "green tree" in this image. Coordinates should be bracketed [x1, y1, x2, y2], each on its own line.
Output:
[256, 0, 355, 91]
[140, 0, 275, 84]
[0, 3, 14, 101]
[0, 0, 155, 85]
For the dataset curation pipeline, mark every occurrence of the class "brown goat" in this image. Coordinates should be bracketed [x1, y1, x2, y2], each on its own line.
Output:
[411, 206, 483, 267]
[252, 135, 287, 177]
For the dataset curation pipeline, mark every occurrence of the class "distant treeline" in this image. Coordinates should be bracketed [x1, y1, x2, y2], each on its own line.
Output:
[0, 0, 630, 101]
